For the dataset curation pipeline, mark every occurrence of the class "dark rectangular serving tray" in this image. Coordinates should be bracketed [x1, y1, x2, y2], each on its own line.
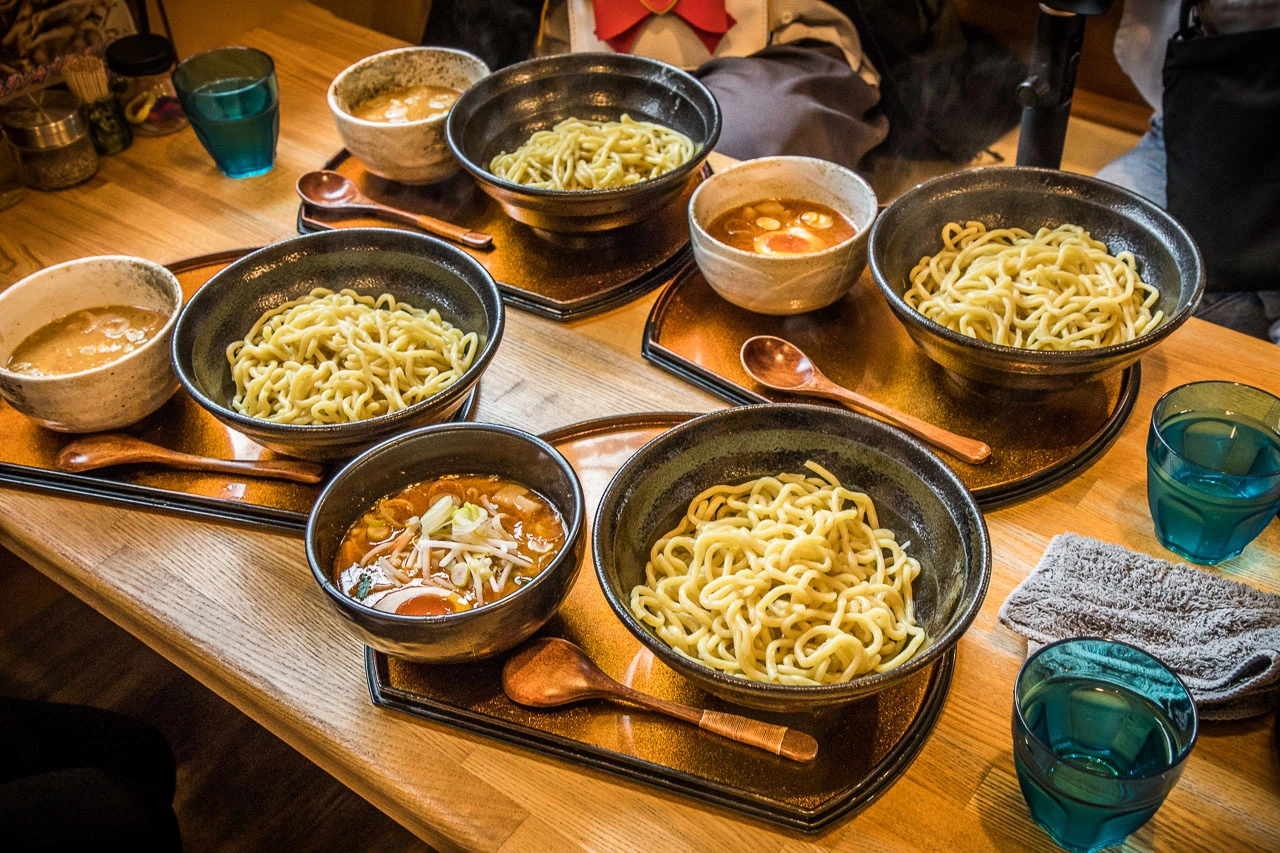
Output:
[297, 150, 704, 321]
[642, 266, 1140, 509]
[367, 413, 955, 833]
[0, 251, 476, 535]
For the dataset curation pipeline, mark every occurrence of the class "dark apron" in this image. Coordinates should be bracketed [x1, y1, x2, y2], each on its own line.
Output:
[1164, 0, 1280, 293]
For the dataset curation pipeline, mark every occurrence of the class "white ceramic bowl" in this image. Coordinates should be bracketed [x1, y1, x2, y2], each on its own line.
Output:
[689, 156, 879, 315]
[0, 256, 182, 432]
[329, 46, 489, 185]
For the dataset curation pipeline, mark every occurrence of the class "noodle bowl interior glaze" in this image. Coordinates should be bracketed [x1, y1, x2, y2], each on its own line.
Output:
[334, 474, 566, 617]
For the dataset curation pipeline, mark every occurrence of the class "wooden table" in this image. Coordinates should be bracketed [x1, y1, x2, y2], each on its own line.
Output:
[1, 6, 1277, 851]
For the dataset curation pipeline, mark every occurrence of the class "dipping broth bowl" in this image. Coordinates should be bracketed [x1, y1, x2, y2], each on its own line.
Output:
[689, 156, 879, 315]
[869, 167, 1204, 394]
[329, 46, 490, 185]
[306, 423, 586, 662]
[446, 52, 720, 233]
[593, 403, 991, 713]
[172, 228, 504, 462]
[0, 255, 182, 432]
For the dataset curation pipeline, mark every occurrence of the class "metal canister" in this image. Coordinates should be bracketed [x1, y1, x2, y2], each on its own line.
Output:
[0, 91, 99, 192]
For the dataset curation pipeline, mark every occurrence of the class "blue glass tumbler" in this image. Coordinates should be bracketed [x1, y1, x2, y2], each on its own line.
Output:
[172, 47, 279, 178]
[1146, 381, 1280, 565]
[1012, 638, 1198, 853]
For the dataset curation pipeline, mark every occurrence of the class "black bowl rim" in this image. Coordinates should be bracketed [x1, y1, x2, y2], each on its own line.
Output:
[171, 227, 505, 437]
[591, 402, 993, 700]
[444, 51, 722, 201]
[868, 166, 1206, 364]
[305, 422, 586, 625]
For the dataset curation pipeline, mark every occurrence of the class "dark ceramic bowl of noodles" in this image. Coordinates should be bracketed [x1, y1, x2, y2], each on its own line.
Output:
[593, 403, 991, 713]
[869, 167, 1204, 394]
[172, 228, 504, 461]
[307, 423, 586, 662]
[445, 52, 720, 233]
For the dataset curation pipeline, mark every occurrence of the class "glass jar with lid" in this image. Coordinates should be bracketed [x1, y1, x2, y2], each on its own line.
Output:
[106, 34, 188, 137]
[0, 90, 99, 191]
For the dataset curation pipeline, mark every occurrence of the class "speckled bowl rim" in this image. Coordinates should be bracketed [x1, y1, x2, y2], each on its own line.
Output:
[0, 255, 182, 383]
[688, 155, 877, 262]
[327, 45, 489, 130]
[592, 402, 993, 703]
[868, 166, 1206, 366]
[171, 228, 505, 436]
[305, 422, 586, 625]
[445, 51, 721, 201]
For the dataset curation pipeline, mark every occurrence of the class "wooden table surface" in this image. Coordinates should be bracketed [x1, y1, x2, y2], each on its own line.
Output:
[1, 5, 1277, 851]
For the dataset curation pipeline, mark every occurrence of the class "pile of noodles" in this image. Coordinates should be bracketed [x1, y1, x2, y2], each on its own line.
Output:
[904, 222, 1163, 350]
[226, 288, 476, 425]
[489, 114, 695, 190]
[631, 461, 925, 685]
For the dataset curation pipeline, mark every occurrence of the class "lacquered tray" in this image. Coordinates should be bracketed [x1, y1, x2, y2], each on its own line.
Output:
[297, 150, 700, 321]
[368, 413, 954, 832]
[0, 251, 477, 534]
[643, 266, 1139, 508]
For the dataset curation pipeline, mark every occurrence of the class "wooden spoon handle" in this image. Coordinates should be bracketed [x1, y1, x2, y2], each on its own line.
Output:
[163, 456, 326, 484]
[698, 710, 818, 763]
[371, 204, 494, 249]
[616, 684, 817, 763]
[823, 386, 992, 465]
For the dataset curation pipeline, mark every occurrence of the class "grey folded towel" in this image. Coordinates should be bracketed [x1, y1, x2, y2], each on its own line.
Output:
[998, 532, 1280, 720]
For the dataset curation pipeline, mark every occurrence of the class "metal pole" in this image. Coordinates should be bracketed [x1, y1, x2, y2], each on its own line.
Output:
[1015, 4, 1087, 168]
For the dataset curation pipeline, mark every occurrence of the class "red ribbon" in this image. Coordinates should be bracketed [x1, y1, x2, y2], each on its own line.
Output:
[592, 0, 736, 55]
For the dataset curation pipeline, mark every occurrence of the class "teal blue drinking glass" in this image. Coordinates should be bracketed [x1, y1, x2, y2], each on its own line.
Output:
[172, 47, 279, 178]
[1012, 638, 1197, 853]
[1146, 381, 1280, 565]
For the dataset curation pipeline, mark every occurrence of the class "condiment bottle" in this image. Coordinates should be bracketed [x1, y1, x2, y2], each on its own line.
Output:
[106, 34, 188, 137]
[0, 91, 99, 192]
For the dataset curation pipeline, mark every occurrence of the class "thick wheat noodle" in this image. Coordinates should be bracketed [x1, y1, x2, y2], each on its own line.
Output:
[226, 288, 477, 425]
[489, 114, 695, 190]
[629, 461, 926, 686]
[903, 221, 1164, 350]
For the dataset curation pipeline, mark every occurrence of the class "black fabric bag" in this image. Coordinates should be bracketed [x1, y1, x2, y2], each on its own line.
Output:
[1164, 1, 1280, 293]
[694, 42, 888, 171]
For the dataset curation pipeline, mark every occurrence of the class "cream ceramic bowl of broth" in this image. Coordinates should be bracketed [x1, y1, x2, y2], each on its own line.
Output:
[329, 46, 489, 185]
[0, 256, 182, 432]
[689, 156, 879, 315]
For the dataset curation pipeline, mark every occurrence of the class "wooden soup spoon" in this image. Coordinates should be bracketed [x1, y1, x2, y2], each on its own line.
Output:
[740, 335, 992, 465]
[502, 637, 818, 763]
[295, 170, 494, 250]
[56, 434, 325, 484]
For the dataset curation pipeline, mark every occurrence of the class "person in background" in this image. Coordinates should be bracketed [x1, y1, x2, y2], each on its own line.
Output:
[421, 1, 1023, 175]
[1096, 0, 1280, 343]
[0, 697, 182, 851]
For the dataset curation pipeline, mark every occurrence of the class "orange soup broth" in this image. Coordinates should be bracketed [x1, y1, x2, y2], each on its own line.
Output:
[335, 474, 565, 616]
[707, 198, 856, 256]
